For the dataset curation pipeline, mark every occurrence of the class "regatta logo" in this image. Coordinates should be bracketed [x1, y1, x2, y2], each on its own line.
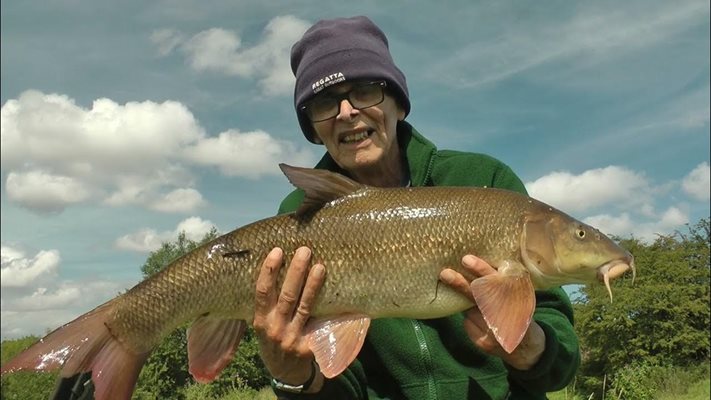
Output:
[311, 72, 345, 93]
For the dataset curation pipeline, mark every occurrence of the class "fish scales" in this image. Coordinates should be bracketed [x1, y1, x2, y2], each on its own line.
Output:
[108, 187, 535, 353]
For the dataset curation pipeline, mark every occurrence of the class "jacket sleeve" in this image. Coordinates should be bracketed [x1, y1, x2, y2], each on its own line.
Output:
[507, 288, 581, 394]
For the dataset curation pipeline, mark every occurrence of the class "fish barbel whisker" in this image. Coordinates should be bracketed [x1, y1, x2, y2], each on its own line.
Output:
[598, 258, 635, 302]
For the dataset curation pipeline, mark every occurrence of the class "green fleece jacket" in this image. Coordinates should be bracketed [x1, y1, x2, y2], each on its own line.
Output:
[273, 121, 580, 400]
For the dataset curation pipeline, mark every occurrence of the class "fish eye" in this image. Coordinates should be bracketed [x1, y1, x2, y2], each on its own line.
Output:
[575, 228, 586, 240]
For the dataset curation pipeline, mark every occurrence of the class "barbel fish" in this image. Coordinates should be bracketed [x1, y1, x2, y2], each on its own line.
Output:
[1, 164, 634, 399]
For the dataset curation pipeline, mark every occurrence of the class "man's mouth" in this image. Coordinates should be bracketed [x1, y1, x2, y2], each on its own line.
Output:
[341, 129, 374, 144]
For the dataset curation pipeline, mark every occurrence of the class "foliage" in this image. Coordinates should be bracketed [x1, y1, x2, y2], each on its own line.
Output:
[141, 228, 220, 278]
[572, 218, 710, 398]
[134, 328, 191, 398]
[184, 385, 276, 400]
[1, 336, 58, 400]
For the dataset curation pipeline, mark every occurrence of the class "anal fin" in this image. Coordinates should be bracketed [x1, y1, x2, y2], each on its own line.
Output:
[306, 314, 371, 378]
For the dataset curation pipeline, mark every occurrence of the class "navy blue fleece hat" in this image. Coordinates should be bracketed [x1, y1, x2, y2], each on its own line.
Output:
[291, 16, 410, 143]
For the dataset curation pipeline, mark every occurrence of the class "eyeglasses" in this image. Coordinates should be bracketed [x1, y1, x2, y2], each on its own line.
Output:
[301, 81, 387, 122]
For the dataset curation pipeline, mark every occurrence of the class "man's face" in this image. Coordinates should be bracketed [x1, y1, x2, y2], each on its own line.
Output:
[309, 81, 405, 173]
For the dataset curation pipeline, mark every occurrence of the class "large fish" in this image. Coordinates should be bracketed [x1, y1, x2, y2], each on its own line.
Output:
[1, 164, 634, 399]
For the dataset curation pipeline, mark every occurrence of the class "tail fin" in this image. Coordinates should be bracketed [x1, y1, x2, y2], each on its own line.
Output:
[1, 300, 150, 400]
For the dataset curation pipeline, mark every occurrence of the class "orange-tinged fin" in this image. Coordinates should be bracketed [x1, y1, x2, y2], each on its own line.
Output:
[187, 316, 246, 383]
[90, 340, 149, 400]
[306, 314, 371, 378]
[470, 272, 536, 354]
[0, 300, 150, 400]
[279, 164, 365, 216]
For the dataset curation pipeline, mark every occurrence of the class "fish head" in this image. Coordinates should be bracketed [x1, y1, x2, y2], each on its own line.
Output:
[521, 208, 635, 299]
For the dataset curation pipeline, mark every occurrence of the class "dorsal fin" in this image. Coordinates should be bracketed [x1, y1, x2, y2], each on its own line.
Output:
[279, 164, 365, 216]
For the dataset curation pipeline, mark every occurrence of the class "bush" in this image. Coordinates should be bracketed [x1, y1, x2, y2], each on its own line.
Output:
[1, 336, 58, 400]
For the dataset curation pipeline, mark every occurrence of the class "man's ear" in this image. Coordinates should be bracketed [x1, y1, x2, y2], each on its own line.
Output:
[311, 128, 323, 144]
[397, 106, 406, 121]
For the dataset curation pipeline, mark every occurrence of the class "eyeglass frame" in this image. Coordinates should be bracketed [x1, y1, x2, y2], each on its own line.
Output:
[300, 80, 388, 123]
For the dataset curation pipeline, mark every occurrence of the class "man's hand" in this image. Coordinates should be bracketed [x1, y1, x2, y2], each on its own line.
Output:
[439, 255, 546, 370]
[253, 247, 326, 392]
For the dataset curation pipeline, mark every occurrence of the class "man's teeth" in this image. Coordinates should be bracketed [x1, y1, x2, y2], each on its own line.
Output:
[342, 131, 370, 143]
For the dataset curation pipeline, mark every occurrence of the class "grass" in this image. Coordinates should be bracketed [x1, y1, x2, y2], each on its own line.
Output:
[655, 376, 710, 400]
[548, 376, 710, 400]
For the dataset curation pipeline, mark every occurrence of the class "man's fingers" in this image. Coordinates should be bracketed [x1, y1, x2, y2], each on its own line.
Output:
[276, 247, 312, 317]
[254, 247, 284, 316]
[461, 255, 497, 277]
[440, 268, 475, 302]
[291, 263, 326, 326]
[280, 263, 327, 352]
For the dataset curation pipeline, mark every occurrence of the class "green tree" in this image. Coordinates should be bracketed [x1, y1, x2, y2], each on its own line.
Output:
[141, 228, 220, 278]
[573, 218, 710, 397]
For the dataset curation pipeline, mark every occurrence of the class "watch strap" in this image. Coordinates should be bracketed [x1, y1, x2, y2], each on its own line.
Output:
[272, 360, 317, 394]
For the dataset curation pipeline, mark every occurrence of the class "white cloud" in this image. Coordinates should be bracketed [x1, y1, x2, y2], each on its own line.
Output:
[1, 90, 204, 214]
[583, 213, 635, 237]
[1, 246, 60, 288]
[659, 206, 689, 227]
[0, 244, 127, 339]
[682, 162, 710, 201]
[114, 228, 166, 253]
[5, 171, 91, 214]
[184, 129, 315, 179]
[150, 28, 185, 56]
[149, 188, 206, 213]
[1, 90, 314, 215]
[585, 206, 689, 242]
[156, 15, 310, 96]
[526, 165, 650, 214]
[175, 217, 216, 240]
[1, 280, 125, 339]
[114, 216, 218, 253]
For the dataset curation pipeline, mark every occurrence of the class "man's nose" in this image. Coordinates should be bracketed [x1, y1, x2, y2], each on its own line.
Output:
[336, 99, 359, 121]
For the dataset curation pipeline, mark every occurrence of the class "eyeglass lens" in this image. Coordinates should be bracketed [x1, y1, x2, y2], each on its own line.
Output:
[305, 82, 385, 122]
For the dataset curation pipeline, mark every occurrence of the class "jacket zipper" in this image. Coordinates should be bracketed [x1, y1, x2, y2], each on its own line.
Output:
[411, 320, 437, 399]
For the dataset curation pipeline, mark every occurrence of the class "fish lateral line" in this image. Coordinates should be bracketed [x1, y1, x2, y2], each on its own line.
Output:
[222, 249, 250, 259]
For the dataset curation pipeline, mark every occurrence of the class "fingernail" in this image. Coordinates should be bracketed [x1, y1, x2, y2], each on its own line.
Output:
[296, 247, 311, 259]
[269, 247, 283, 259]
[440, 269, 456, 283]
[312, 264, 325, 279]
[462, 255, 477, 266]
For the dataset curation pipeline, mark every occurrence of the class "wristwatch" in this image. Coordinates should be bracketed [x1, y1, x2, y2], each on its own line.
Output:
[272, 360, 317, 394]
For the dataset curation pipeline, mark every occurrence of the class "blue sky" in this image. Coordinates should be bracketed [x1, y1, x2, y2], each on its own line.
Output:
[1, 0, 709, 339]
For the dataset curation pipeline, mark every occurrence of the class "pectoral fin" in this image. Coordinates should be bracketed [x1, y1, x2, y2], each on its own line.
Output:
[470, 265, 535, 354]
[187, 316, 246, 383]
[305, 314, 371, 378]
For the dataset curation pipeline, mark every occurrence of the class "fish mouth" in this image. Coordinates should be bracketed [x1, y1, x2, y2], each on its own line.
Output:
[597, 257, 636, 301]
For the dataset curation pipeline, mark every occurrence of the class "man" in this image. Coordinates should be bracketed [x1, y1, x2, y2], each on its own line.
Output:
[254, 16, 580, 399]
